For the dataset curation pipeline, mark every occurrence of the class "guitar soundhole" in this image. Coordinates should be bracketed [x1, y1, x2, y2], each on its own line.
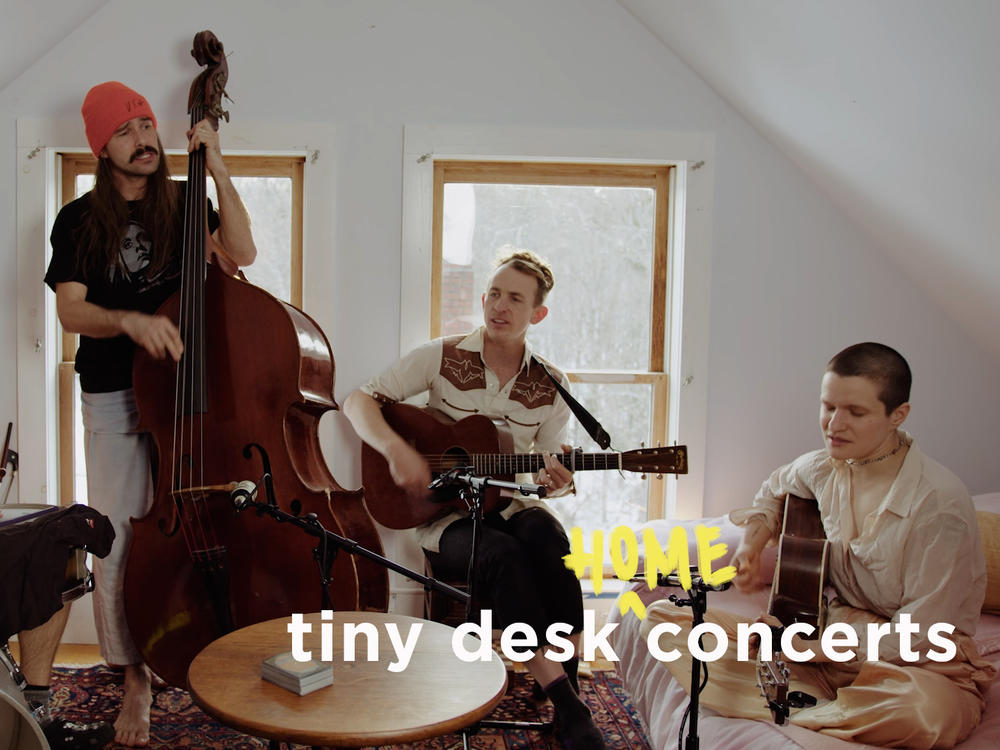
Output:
[442, 446, 471, 469]
[428, 446, 473, 504]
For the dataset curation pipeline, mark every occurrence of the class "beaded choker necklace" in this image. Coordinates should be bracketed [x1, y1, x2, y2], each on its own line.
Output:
[845, 434, 905, 466]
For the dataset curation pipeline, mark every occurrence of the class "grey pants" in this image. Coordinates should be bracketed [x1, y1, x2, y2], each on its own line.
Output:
[81, 388, 153, 666]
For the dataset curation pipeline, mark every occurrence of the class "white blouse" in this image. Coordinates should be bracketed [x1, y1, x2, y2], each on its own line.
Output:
[730, 432, 986, 664]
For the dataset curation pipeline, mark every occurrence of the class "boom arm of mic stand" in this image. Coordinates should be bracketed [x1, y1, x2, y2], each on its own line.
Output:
[451, 472, 547, 498]
[237, 496, 470, 607]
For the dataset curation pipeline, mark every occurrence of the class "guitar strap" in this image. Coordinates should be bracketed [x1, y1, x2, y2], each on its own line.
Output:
[531, 357, 612, 450]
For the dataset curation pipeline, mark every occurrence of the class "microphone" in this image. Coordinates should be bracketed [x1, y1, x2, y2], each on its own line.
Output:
[627, 566, 733, 592]
[231, 479, 260, 511]
[427, 466, 472, 490]
[658, 569, 733, 592]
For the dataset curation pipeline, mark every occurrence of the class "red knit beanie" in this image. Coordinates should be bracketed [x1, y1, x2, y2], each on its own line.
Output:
[81, 81, 158, 157]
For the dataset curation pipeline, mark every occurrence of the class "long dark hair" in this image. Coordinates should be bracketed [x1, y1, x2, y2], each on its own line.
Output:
[78, 137, 180, 280]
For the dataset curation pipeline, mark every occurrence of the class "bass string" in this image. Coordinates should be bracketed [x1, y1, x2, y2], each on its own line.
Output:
[171, 102, 219, 558]
[192, 129, 218, 554]
[171, 109, 195, 556]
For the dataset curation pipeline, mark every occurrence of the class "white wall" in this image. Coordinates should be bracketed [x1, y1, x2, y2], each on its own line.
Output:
[2, 0, 997, 526]
[702, 129, 1000, 514]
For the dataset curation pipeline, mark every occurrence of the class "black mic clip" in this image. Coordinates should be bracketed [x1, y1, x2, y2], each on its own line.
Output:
[660, 569, 733, 594]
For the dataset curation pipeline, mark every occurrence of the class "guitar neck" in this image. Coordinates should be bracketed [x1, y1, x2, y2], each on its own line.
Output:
[469, 451, 620, 475]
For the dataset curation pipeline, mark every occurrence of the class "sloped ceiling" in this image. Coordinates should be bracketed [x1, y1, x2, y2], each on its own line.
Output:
[619, 0, 1000, 360]
[7, 1, 998, 359]
[0, 1, 109, 92]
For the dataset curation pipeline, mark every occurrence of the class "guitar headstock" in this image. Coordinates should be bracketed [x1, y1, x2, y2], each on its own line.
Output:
[757, 654, 790, 725]
[620, 445, 688, 475]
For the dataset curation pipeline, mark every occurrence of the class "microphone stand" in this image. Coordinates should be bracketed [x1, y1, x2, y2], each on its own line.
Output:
[232, 474, 470, 611]
[637, 570, 731, 750]
[428, 468, 553, 740]
[428, 467, 545, 623]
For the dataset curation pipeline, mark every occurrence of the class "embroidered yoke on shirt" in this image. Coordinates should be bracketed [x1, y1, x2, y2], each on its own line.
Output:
[360, 326, 572, 552]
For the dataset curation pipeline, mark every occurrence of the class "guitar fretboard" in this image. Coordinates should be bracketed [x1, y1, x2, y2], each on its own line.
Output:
[469, 452, 621, 475]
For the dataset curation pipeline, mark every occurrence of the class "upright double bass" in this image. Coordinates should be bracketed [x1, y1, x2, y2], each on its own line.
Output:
[124, 30, 388, 686]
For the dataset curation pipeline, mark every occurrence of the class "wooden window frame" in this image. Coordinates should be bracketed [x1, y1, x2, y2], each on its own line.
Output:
[55, 153, 304, 504]
[430, 160, 672, 518]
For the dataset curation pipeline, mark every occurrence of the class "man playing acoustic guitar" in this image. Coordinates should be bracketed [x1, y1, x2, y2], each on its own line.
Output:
[344, 249, 605, 750]
[642, 342, 995, 748]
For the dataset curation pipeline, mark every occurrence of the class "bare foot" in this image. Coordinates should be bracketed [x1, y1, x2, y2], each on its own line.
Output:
[114, 663, 152, 746]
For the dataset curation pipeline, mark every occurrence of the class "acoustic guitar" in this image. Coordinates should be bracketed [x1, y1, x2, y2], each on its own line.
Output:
[756, 493, 829, 724]
[361, 403, 687, 529]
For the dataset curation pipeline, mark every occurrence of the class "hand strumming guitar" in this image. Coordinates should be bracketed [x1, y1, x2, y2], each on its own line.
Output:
[384, 437, 432, 499]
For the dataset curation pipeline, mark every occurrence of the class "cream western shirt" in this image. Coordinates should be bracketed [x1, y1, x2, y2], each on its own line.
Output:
[730, 432, 987, 665]
[360, 327, 572, 552]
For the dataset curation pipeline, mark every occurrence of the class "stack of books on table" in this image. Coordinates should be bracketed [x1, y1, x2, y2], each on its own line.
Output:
[261, 652, 333, 695]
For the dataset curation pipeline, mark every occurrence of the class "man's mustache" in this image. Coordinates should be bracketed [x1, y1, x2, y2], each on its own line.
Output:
[130, 146, 158, 162]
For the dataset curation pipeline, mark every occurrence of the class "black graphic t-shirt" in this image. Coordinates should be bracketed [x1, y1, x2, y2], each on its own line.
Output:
[44, 185, 220, 393]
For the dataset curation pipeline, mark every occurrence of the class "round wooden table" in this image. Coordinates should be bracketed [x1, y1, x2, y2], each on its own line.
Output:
[187, 611, 508, 747]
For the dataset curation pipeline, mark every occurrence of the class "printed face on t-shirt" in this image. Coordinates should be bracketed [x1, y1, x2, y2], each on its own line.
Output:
[108, 219, 173, 293]
[119, 221, 152, 274]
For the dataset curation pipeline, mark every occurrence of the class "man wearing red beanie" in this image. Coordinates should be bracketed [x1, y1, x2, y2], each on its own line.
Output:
[43, 81, 257, 747]
[80, 81, 159, 159]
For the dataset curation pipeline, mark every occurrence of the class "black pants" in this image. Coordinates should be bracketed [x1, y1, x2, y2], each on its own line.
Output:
[425, 507, 584, 644]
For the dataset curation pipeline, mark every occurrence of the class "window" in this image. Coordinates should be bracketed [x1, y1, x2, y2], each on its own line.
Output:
[56, 153, 304, 503]
[432, 160, 672, 535]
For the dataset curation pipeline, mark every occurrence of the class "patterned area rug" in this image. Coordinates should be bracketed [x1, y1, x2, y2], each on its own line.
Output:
[50, 665, 651, 749]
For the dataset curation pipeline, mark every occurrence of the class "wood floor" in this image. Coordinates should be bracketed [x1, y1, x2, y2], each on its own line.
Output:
[8, 642, 102, 667]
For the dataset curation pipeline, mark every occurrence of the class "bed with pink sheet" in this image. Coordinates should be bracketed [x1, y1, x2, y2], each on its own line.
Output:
[608, 493, 1000, 749]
